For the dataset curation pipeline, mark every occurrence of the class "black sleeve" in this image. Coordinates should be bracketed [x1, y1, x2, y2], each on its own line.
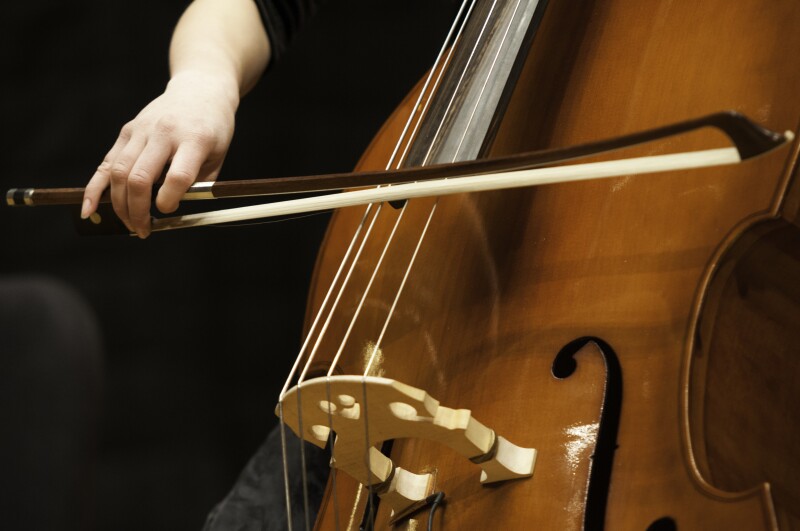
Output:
[253, 0, 326, 64]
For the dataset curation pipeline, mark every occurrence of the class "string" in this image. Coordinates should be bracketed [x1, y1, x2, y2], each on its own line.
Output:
[323, 377, 341, 528]
[421, 0, 500, 166]
[277, 403, 294, 531]
[296, 202, 385, 385]
[302, 1, 478, 525]
[308, 200, 411, 529]
[452, 0, 524, 159]
[363, 199, 439, 376]
[361, 0, 498, 382]
[345, 1, 494, 524]
[295, 386, 311, 531]
[365, 0, 520, 376]
[278, 0, 479, 526]
[341, 2, 481, 522]
[325, 0, 494, 523]
[277, 203, 375, 531]
[358, 198, 434, 526]
[279, 203, 376, 399]
[360, 377, 375, 530]
[287, 202, 382, 529]
[358, 1, 518, 522]
[393, 0, 479, 169]
[326, 202, 408, 377]
[286, 4, 475, 392]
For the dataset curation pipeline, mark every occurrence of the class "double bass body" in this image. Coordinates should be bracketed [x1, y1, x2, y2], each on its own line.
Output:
[302, 0, 800, 528]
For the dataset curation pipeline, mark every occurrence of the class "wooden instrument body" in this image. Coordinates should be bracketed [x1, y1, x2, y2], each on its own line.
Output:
[300, 0, 800, 528]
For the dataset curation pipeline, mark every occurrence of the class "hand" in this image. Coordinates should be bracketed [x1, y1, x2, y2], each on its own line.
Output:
[82, 70, 239, 238]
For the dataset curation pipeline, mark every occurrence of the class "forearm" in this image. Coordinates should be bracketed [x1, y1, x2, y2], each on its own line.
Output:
[169, 0, 271, 105]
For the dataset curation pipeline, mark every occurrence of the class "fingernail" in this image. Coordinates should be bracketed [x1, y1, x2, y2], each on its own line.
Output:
[80, 198, 92, 219]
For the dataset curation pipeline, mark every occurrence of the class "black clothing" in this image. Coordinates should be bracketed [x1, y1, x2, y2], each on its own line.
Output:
[203, 428, 329, 531]
[254, 0, 326, 64]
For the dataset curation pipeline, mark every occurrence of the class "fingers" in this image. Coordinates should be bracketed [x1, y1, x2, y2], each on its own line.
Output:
[155, 137, 214, 214]
[126, 141, 173, 238]
[82, 135, 126, 219]
[86, 83, 236, 237]
[82, 161, 112, 220]
[109, 134, 147, 234]
[89, 130, 217, 238]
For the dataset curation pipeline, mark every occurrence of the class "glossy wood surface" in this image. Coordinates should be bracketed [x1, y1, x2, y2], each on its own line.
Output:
[690, 219, 800, 530]
[299, 1, 800, 529]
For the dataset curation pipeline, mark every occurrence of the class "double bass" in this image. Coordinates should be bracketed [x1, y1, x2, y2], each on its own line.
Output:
[9, 0, 800, 529]
[281, 0, 800, 529]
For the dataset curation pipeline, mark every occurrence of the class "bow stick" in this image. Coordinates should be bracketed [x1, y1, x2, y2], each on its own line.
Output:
[6, 112, 792, 234]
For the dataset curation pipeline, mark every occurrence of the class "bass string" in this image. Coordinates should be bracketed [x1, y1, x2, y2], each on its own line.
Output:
[361, 0, 515, 374]
[287, 198, 384, 527]
[357, 0, 499, 378]
[278, 204, 378, 399]
[296, 202, 386, 385]
[419, 0, 500, 167]
[311, 0, 485, 378]
[392, 0, 481, 169]
[311, 0, 482, 392]
[356, 0, 522, 524]
[352, 2, 490, 525]
[452, 0, 525, 158]
[359, 0, 503, 384]
[362, 199, 439, 377]
[285, 1, 474, 395]
[276, 202, 380, 530]
[351, 1, 515, 526]
[275, 18, 448, 522]
[278, 0, 480, 528]
[326, 0, 505, 524]
[277, 202, 380, 530]
[325, 203, 410, 377]
[283, 0, 476, 397]
[276, 202, 381, 528]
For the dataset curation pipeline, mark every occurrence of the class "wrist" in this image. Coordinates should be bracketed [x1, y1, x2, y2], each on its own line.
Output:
[167, 69, 241, 112]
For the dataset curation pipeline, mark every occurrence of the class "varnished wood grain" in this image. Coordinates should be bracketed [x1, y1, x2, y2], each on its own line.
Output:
[302, 1, 800, 529]
[691, 220, 800, 529]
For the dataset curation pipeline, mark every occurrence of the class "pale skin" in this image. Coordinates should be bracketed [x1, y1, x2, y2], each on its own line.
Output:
[81, 0, 271, 238]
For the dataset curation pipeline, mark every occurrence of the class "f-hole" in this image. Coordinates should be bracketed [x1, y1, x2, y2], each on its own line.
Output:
[552, 336, 623, 531]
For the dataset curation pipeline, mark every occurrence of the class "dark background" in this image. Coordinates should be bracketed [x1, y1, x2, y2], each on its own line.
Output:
[0, 1, 457, 529]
